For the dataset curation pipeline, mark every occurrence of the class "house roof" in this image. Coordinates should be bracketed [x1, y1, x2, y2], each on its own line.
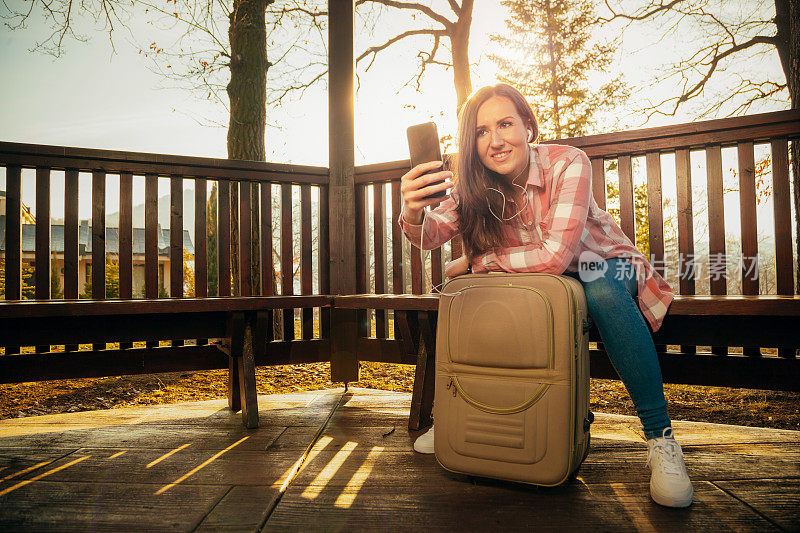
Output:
[0, 216, 195, 256]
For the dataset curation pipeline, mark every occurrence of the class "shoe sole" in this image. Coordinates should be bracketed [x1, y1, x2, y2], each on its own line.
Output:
[651, 486, 693, 508]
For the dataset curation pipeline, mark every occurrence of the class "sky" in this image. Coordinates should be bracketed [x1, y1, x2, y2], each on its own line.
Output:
[0, 0, 792, 248]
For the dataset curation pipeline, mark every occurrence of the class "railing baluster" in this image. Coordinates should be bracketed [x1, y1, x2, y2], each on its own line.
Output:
[171, 177, 184, 299]
[645, 153, 665, 277]
[705, 146, 727, 355]
[737, 142, 760, 357]
[4, 166, 21, 354]
[119, 172, 133, 349]
[591, 158, 606, 210]
[145, 173, 159, 347]
[355, 183, 368, 336]
[645, 152, 666, 355]
[92, 170, 105, 350]
[770, 139, 795, 359]
[260, 183, 275, 342]
[373, 182, 387, 338]
[301, 184, 313, 339]
[411, 201, 422, 295]
[194, 178, 207, 345]
[239, 181, 252, 298]
[260, 183, 274, 297]
[617, 155, 635, 243]
[319, 185, 331, 339]
[281, 183, 294, 340]
[170, 176, 184, 347]
[218, 179, 231, 297]
[675, 149, 696, 356]
[429, 192, 442, 292]
[35, 168, 51, 352]
[64, 169, 79, 352]
[391, 181, 403, 297]
[195, 178, 208, 298]
[35, 168, 51, 304]
[119, 173, 133, 299]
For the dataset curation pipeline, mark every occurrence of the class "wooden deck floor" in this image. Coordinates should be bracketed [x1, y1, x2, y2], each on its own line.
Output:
[0, 387, 798, 532]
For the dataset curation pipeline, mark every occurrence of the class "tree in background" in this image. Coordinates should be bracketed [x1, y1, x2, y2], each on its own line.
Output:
[598, 0, 799, 292]
[183, 248, 196, 297]
[270, 0, 476, 111]
[81, 255, 120, 299]
[50, 255, 63, 299]
[0, 259, 35, 300]
[491, 0, 628, 139]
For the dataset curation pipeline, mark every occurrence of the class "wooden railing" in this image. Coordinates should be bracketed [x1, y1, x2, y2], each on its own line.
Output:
[0, 142, 331, 356]
[1, 109, 798, 387]
[352, 109, 800, 359]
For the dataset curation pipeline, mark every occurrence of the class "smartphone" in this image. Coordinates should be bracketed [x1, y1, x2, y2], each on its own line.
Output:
[407, 122, 446, 200]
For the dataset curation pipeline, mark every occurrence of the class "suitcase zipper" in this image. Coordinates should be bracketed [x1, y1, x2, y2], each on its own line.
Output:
[446, 374, 551, 415]
[444, 284, 555, 370]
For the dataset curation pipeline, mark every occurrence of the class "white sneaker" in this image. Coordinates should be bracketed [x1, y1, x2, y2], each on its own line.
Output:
[647, 427, 694, 507]
[413, 425, 435, 454]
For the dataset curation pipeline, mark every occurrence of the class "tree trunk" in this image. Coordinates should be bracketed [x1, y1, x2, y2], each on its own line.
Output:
[774, 0, 799, 294]
[451, 0, 474, 112]
[227, 0, 271, 297]
[544, 0, 561, 138]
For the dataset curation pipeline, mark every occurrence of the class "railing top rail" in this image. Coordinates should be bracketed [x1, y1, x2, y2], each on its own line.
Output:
[353, 109, 800, 184]
[548, 109, 800, 158]
[4, 110, 797, 186]
[0, 141, 329, 185]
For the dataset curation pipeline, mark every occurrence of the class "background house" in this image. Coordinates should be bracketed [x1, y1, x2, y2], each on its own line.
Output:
[1, 192, 194, 297]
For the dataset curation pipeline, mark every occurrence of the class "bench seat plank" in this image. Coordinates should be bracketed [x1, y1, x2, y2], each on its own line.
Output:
[335, 294, 800, 316]
[0, 296, 331, 318]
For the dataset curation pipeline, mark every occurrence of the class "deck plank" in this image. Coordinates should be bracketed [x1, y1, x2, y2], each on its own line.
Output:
[714, 478, 800, 531]
[0, 480, 229, 531]
[266, 472, 778, 531]
[195, 485, 280, 531]
[0, 388, 796, 531]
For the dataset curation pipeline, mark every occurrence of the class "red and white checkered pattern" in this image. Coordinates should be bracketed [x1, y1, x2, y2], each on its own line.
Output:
[399, 144, 674, 332]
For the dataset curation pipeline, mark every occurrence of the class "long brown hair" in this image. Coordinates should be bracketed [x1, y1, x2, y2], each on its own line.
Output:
[455, 84, 539, 261]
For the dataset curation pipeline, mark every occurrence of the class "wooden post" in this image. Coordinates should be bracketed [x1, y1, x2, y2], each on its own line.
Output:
[328, 0, 359, 383]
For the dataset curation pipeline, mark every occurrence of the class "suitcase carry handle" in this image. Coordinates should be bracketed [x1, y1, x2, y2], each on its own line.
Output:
[448, 376, 551, 415]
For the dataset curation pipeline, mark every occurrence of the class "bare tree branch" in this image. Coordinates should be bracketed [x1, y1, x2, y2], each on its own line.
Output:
[669, 35, 777, 113]
[598, 0, 686, 23]
[356, 28, 447, 69]
[355, 0, 454, 30]
[447, 0, 461, 16]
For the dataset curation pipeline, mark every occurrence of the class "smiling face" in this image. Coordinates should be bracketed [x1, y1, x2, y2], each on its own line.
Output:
[475, 95, 532, 184]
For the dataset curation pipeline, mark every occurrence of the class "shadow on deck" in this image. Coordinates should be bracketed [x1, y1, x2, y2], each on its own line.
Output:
[0, 388, 798, 531]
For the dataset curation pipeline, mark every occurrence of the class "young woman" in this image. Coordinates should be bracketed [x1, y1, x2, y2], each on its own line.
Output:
[398, 83, 693, 508]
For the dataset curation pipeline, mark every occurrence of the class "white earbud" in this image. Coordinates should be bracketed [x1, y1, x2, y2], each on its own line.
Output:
[527, 130, 534, 143]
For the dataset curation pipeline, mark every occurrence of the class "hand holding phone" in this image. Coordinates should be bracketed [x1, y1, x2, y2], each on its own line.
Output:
[401, 122, 453, 223]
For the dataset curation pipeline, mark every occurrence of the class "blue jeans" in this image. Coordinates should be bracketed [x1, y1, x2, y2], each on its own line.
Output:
[565, 257, 671, 439]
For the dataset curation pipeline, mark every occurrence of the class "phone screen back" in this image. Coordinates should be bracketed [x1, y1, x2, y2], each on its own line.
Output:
[407, 122, 445, 199]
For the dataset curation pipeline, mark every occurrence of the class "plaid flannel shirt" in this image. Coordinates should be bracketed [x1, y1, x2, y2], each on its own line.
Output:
[399, 144, 674, 332]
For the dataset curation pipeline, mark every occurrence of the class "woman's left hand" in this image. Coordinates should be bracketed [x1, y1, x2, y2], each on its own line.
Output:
[445, 255, 470, 278]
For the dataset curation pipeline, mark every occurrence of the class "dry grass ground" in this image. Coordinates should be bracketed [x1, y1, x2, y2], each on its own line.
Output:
[1, 362, 798, 431]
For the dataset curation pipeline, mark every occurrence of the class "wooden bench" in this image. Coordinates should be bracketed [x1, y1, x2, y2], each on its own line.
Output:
[0, 295, 330, 428]
[334, 293, 800, 430]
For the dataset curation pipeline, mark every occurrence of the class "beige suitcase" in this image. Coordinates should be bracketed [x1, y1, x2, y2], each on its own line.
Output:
[433, 272, 592, 486]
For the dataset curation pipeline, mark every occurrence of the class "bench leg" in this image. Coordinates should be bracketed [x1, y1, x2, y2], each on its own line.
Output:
[330, 307, 359, 383]
[226, 312, 260, 428]
[409, 310, 436, 431]
[238, 321, 260, 429]
[227, 313, 245, 413]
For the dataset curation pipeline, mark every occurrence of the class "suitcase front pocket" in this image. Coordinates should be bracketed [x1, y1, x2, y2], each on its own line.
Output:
[444, 373, 550, 464]
[445, 285, 554, 369]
